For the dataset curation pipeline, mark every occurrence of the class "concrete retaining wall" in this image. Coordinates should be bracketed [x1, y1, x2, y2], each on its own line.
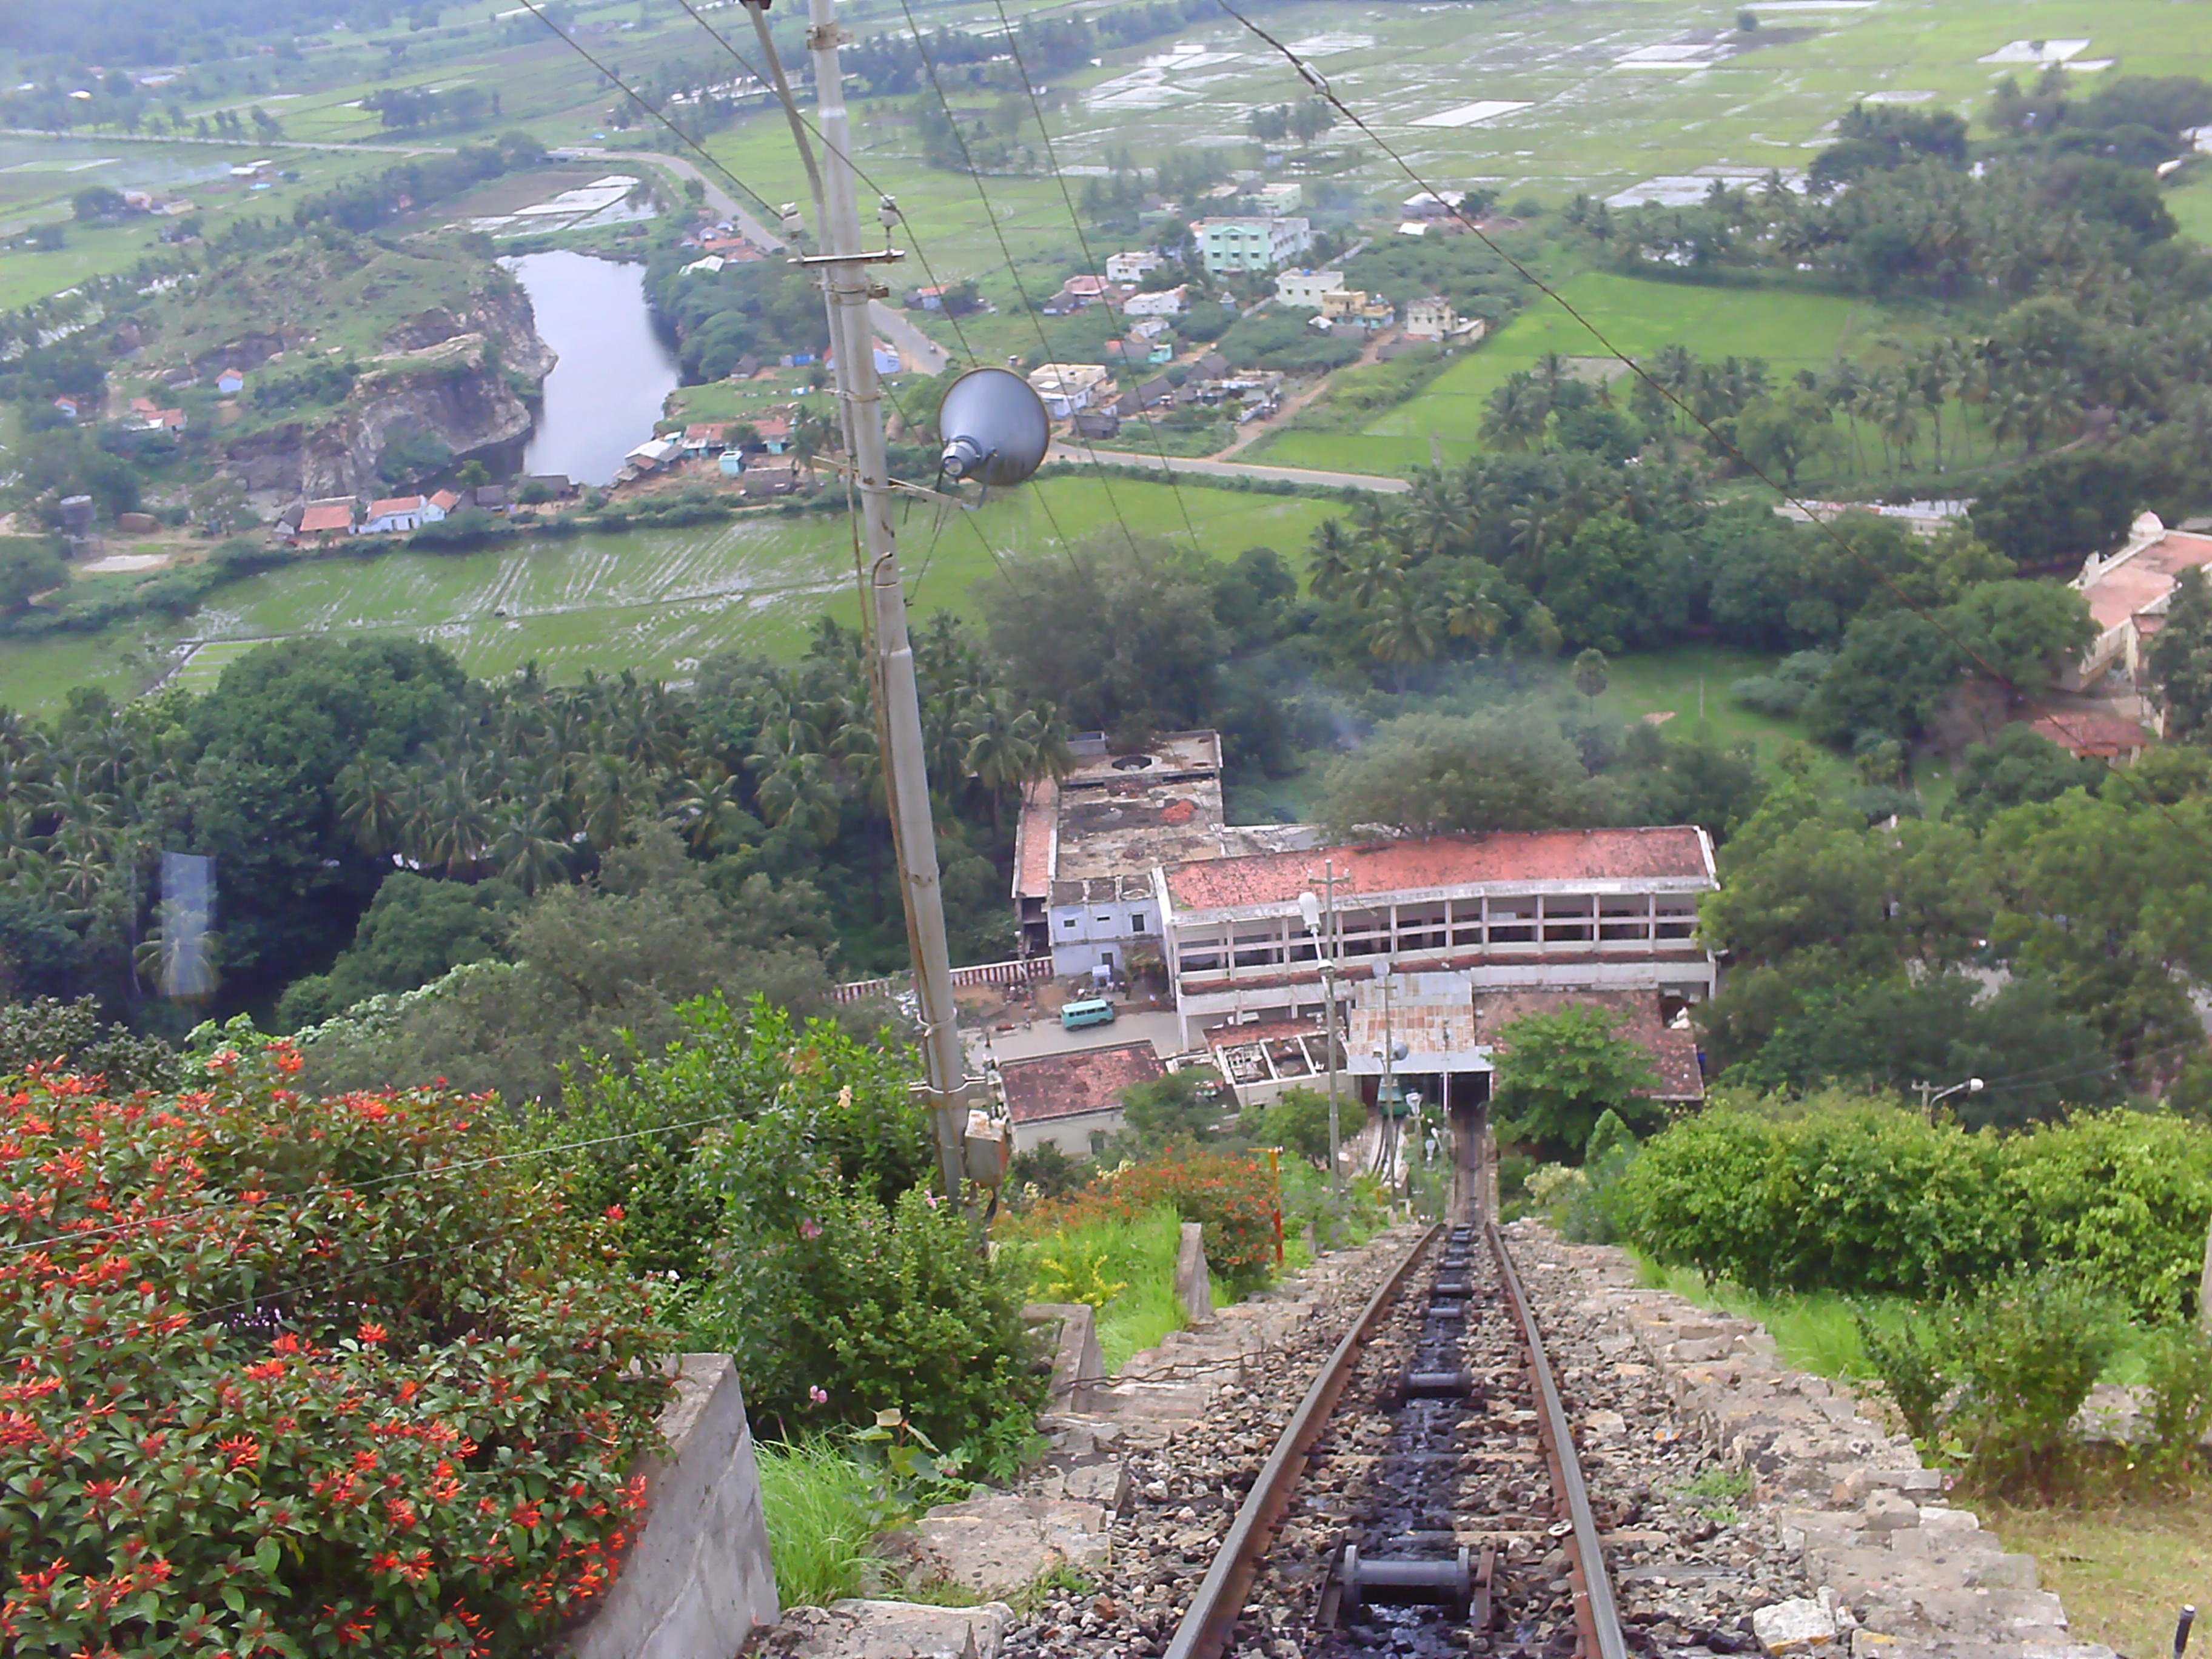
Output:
[561, 1354, 780, 1659]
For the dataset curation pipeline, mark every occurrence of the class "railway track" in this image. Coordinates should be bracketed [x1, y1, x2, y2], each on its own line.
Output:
[1161, 1118, 1628, 1659]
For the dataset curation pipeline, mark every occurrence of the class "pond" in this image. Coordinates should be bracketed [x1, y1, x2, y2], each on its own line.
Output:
[502, 250, 681, 487]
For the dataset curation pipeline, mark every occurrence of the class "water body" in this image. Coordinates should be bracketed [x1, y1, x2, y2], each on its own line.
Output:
[502, 250, 680, 487]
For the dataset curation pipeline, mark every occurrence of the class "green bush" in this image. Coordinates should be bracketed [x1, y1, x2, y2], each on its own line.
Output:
[1618, 1098, 2212, 1319]
[1856, 1307, 1951, 1446]
[2139, 1326, 2212, 1487]
[1942, 1271, 2119, 1500]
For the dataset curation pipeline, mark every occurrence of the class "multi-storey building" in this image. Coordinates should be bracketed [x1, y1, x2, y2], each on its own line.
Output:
[1151, 828, 1719, 1054]
[1193, 215, 1313, 275]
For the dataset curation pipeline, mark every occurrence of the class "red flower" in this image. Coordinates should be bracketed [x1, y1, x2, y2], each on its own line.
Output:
[243, 1359, 285, 1382]
[511, 1500, 542, 1530]
[357, 1321, 388, 1346]
[218, 1435, 261, 1469]
[603, 1204, 624, 1222]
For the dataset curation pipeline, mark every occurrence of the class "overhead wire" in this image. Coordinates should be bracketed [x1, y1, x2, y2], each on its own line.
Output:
[1209, 0, 2212, 871]
[891, 0, 1151, 568]
[987, 0, 1207, 555]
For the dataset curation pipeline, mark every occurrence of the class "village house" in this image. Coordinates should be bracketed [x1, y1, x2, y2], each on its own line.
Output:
[1404, 296, 1458, 340]
[717, 449, 747, 478]
[905, 283, 950, 310]
[1113, 375, 1175, 417]
[1071, 407, 1122, 440]
[1026, 362, 1113, 420]
[471, 484, 510, 512]
[1321, 289, 1396, 331]
[1275, 268, 1344, 309]
[216, 367, 246, 396]
[1401, 190, 1466, 222]
[2066, 512, 2212, 712]
[1192, 215, 1313, 275]
[295, 498, 357, 541]
[1104, 250, 1162, 284]
[625, 436, 683, 474]
[680, 255, 726, 276]
[1045, 273, 1114, 314]
[429, 488, 464, 517]
[1253, 181, 1302, 214]
[737, 460, 802, 497]
[51, 396, 79, 421]
[361, 494, 438, 534]
[1122, 284, 1187, 318]
[746, 412, 794, 454]
[682, 422, 732, 455]
[993, 1041, 1167, 1156]
[522, 474, 576, 500]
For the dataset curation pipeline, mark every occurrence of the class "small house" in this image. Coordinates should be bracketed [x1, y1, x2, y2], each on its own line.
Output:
[362, 494, 431, 534]
[1122, 284, 1187, 318]
[1026, 362, 1111, 419]
[429, 488, 464, 516]
[907, 283, 950, 311]
[717, 449, 746, 478]
[216, 367, 246, 396]
[1104, 249, 1162, 284]
[297, 499, 356, 540]
[51, 397, 79, 421]
[626, 437, 683, 472]
[748, 414, 793, 455]
[737, 461, 800, 497]
[682, 422, 731, 454]
[522, 474, 576, 500]
[471, 484, 511, 511]
[1072, 408, 1122, 440]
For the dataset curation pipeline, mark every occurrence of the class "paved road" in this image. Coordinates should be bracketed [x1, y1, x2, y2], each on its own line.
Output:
[1051, 444, 1410, 494]
[0, 126, 454, 156]
[964, 1008, 1188, 1074]
[870, 301, 950, 375]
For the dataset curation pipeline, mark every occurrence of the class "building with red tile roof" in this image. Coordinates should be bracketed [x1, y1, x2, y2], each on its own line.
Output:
[295, 500, 355, 537]
[2068, 512, 2212, 694]
[994, 1039, 1166, 1155]
[1155, 828, 1717, 1047]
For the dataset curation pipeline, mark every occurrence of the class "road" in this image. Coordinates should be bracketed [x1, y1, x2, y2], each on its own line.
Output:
[0, 126, 454, 156]
[592, 149, 948, 374]
[1050, 444, 1409, 494]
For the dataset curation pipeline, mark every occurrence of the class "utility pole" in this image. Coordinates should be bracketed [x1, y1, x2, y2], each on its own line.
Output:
[797, 0, 968, 1203]
[1302, 860, 1344, 1195]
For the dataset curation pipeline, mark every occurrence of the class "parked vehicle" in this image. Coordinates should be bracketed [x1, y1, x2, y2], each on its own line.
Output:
[1059, 997, 1118, 1031]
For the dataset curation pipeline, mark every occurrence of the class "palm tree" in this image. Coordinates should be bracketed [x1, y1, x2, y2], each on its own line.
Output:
[1482, 373, 1547, 453]
[491, 809, 573, 895]
[337, 759, 404, 857]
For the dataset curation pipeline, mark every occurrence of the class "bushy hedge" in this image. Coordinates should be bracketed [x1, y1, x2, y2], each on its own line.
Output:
[1618, 1098, 2212, 1320]
[0, 1044, 674, 1657]
[1010, 1150, 1283, 1284]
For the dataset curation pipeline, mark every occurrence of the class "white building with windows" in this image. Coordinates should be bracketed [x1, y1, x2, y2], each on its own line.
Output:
[1025, 362, 1112, 418]
[1274, 268, 1344, 309]
[1122, 284, 1187, 318]
[1151, 828, 1718, 1047]
[1193, 215, 1313, 275]
[1105, 249, 1163, 283]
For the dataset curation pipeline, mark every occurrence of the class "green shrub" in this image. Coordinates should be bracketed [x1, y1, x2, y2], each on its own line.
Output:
[1942, 1271, 2119, 1500]
[2139, 1326, 2212, 1487]
[1619, 1098, 2211, 1318]
[1110, 1150, 1284, 1284]
[998, 1204, 1188, 1372]
[1856, 1307, 1951, 1447]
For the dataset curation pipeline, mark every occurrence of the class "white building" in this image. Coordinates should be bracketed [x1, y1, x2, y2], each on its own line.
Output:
[995, 1041, 1165, 1155]
[1274, 268, 1344, 309]
[1122, 284, 1187, 318]
[1151, 828, 1718, 1048]
[1025, 362, 1113, 419]
[361, 494, 435, 534]
[1193, 215, 1313, 275]
[1404, 295, 1458, 340]
[626, 436, 683, 471]
[1105, 249, 1164, 284]
[1012, 730, 1314, 979]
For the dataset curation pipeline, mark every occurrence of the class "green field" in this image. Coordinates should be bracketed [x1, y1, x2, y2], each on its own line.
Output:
[0, 475, 1338, 712]
[1250, 272, 1899, 475]
[2170, 169, 2212, 245]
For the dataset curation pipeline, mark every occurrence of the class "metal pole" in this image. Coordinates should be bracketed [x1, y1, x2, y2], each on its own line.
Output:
[1323, 859, 1341, 1195]
[803, 0, 967, 1204]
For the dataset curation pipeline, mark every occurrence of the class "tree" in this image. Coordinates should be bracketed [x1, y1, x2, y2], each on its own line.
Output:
[1945, 725, 2104, 830]
[70, 186, 125, 221]
[0, 535, 68, 615]
[1245, 1086, 1335, 1167]
[1490, 1003, 1661, 1161]
[1097, 1068, 1225, 1162]
[275, 873, 516, 1029]
[1572, 648, 1609, 706]
[1806, 611, 1964, 745]
[1946, 580, 2095, 700]
[1738, 384, 1837, 486]
[1318, 711, 1594, 839]
[2148, 566, 2212, 740]
[1968, 454, 2143, 572]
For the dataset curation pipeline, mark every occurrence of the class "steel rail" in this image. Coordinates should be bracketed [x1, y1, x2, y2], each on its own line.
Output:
[1488, 1218, 1631, 1659]
[1159, 1222, 1441, 1659]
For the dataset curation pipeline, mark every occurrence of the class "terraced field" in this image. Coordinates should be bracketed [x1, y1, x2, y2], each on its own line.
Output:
[0, 475, 1341, 712]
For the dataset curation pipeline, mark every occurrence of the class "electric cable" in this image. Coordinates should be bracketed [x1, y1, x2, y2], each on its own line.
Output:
[987, 0, 1206, 555]
[892, 0, 1151, 566]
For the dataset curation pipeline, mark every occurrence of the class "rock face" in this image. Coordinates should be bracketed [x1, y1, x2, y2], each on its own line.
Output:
[224, 279, 556, 499]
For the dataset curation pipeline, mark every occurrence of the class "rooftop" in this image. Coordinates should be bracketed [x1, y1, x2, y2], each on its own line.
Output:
[996, 1040, 1165, 1126]
[1162, 828, 1715, 914]
[298, 501, 354, 533]
[366, 495, 424, 517]
[2079, 520, 2212, 632]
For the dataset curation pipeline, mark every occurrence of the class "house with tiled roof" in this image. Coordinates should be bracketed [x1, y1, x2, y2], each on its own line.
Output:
[994, 1041, 1166, 1155]
[361, 494, 435, 534]
[2066, 512, 2212, 722]
[295, 499, 357, 539]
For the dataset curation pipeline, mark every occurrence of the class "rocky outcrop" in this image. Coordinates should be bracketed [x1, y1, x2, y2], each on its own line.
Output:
[223, 278, 556, 499]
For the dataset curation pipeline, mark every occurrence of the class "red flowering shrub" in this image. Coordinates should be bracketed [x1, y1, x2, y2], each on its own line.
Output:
[0, 1044, 674, 1658]
[1011, 1152, 1281, 1282]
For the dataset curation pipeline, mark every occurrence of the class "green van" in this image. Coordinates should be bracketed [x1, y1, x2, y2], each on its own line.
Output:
[1059, 997, 1118, 1031]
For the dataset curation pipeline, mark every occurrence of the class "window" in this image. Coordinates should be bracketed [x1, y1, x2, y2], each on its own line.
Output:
[1062, 917, 1077, 930]
[1130, 912, 1148, 934]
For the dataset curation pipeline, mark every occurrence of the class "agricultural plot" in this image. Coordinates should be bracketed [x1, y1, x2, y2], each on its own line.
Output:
[0, 476, 1336, 712]
[1249, 270, 1897, 475]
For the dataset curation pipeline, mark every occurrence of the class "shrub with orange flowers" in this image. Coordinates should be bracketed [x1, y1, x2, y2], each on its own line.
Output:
[1008, 1151, 1282, 1285]
[0, 1044, 674, 1659]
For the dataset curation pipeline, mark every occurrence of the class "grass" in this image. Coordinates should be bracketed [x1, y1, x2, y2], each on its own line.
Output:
[997, 1205, 1190, 1374]
[1978, 1494, 2212, 1659]
[754, 1437, 890, 1607]
[2170, 169, 2212, 247]
[1250, 272, 1902, 477]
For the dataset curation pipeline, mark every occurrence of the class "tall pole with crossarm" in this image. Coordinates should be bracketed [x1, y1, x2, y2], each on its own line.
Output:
[793, 0, 969, 1202]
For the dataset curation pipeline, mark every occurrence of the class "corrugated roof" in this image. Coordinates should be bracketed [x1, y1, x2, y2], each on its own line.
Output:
[997, 1040, 1164, 1125]
[1164, 829, 1712, 913]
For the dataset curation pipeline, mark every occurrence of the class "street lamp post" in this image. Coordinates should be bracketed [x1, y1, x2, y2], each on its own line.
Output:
[1299, 859, 1343, 1193]
[1915, 1075, 1985, 1122]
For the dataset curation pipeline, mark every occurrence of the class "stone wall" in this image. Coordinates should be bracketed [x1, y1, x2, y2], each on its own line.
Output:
[561, 1353, 780, 1659]
[1529, 1227, 2115, 1659]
